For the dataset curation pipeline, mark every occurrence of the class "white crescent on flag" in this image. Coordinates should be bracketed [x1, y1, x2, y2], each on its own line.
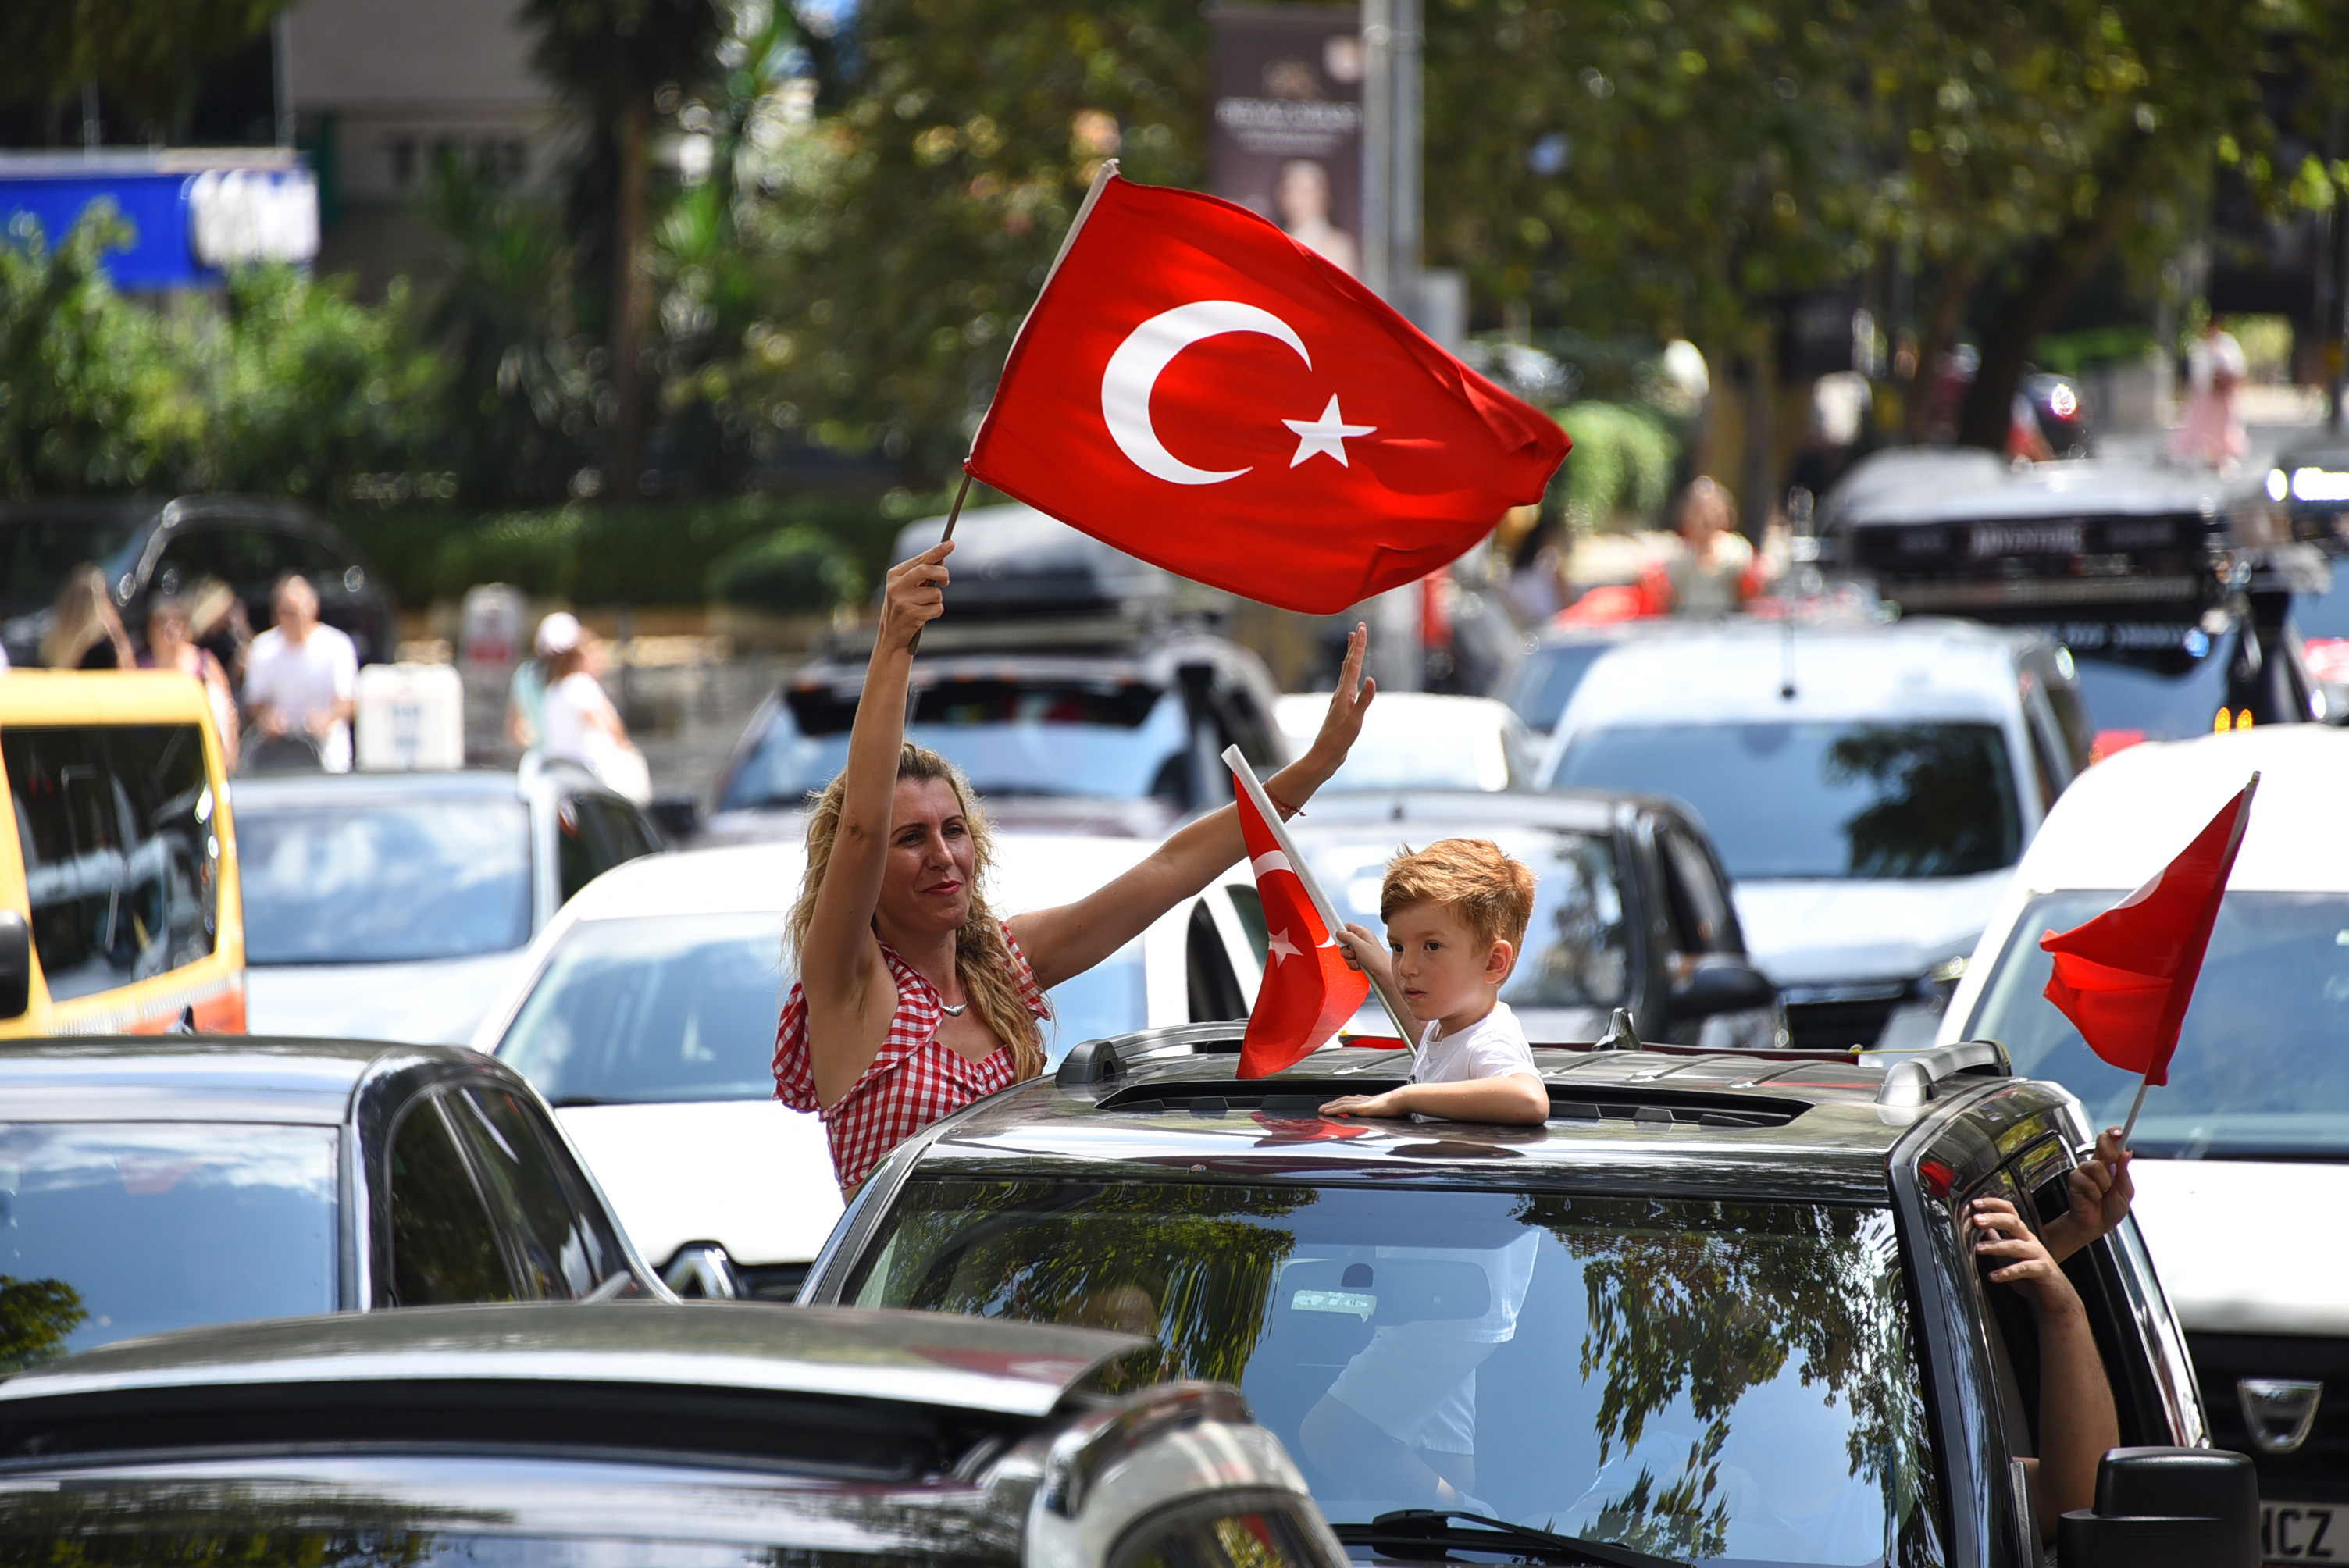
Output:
[1250, 850, 1295, 879]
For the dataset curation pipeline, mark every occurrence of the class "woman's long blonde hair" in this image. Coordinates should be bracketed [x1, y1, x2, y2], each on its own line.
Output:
[788, 743, 1045, 1082]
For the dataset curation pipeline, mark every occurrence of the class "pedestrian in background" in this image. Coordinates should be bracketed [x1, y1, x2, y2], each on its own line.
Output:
[538, 622, 650, 801]
[2169, 316, 2247, 469]
[144, 597, 240, 770]
[507, 611, 579, 749]
[40, 565, 137, 670]
[1643, 478, 1756, 618]
[244, 574, 358, 773]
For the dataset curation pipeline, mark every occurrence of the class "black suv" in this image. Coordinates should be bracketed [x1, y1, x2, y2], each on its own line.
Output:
[806, 1031, 2251, 1566]
[0, 495, 399, 667]
[702, 501, 1288, 842]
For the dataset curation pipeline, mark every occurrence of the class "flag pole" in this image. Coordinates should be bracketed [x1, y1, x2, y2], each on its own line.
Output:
[2119, 1078, 2151, 1146]
[1222, 744, 1420, 1053]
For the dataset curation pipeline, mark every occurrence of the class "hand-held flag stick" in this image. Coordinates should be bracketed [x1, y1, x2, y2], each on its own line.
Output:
[1223, 744, 1420, 1053]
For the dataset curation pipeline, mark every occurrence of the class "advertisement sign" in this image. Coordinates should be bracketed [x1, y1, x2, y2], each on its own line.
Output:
[0, 151, 316, 290]
[1210, 5, 1364, 279]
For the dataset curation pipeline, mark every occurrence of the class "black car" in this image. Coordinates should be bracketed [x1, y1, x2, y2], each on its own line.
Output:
[704, 504, 1289, 844]
[0, 1037, 658, 1371]
[1821, 450, 2326, 745]
[1185, 790, 1779, 1049]
[0, 494, 399, 668]
[0, 1302, 1345, 1568]
[804, 1033, 2255, 1566]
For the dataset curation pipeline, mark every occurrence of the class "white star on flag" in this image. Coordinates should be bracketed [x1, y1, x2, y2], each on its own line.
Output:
[1282, 395, 1377, 468]
[1265, 928, 1302, 966]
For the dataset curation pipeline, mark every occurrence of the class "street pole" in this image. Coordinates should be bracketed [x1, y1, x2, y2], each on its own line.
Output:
[1358, 0, 1427, 691]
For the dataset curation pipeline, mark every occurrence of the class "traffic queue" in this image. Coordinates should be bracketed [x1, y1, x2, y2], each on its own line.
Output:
[0, 422, 2342, 1563]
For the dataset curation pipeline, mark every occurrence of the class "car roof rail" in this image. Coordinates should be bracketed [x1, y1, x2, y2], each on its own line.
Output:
[1055, 1024, 1244, 1089]
[1872, 1039, 2012, 1107]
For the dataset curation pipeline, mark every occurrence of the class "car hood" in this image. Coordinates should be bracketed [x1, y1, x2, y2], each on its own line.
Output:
[245, 952, 532, 1045]
[552, 1100, 843, 1268]
[1731, 871, 2009, 986]
[2131, 1160, 2349, 1336]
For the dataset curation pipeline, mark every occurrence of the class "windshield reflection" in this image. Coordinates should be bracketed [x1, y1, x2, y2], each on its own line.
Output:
[850, 1180, 1941, 1566]
[238, 800, 533, 964]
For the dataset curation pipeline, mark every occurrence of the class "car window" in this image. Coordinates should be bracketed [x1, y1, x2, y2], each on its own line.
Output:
[1502, 641, 1614, 730]
[1113, 1499, 1328, 1568]
[447, 1086, 625, 1299]
[2, 722, 219, 1000]
[2296, 579, 2349, 638]
[383, 1094, 515, 1307]
[2065, 629, 2234, 747]
[556, 794, 613, 903]
[1187, 900, 1248, 1021]
[497, 913, 788, 1105]
[853, 1180, 1944, 1566]
[0, 513, 146, 616]
[1659, 826, 1734, 954]
[237, 796, 533, 963]
[719, 682, 1189, 811]
[0, 1121, 336, 1365]
[2020, 701, 2062, 814]
[576, 793, 659, 866]
[1555, 721, 2022, 881]
[151, 525, 291, 597]
[1966, 889, 2349, 1158]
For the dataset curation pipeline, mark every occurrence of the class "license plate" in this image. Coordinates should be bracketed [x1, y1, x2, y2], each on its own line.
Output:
[2265, 1501, 2343, 1563]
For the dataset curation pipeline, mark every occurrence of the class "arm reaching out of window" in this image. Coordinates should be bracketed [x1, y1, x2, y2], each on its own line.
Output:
[1973, 1194, 2119, 1543]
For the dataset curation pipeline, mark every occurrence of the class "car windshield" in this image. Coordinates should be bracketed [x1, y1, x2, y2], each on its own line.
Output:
[1503, 641, 1616, 731]
[1966, 890, 2349, 1157]
[238, 798, 534, 964]
[1554, 721, 2020, 880]
[2066, 633, 2234, 743]
[718, 682, 1190, 811]
[851, 1181, 1941, 1566]
[497, 913, 1150, 1103]
[1281, 698, 1516, 793]
[0, 514, 147, 618]
[2295, 579, 2349, 640]
[0, 1121, 337, 1366]
[1305, 829, 1630, 1009]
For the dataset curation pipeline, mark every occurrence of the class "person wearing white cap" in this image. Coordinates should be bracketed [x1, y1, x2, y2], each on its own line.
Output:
[507, 611, 582, 749]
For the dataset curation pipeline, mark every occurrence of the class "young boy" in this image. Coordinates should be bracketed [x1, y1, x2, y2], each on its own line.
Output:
[1321, 838, 1550, 1125]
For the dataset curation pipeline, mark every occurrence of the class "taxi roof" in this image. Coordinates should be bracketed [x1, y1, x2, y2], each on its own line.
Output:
[1999, 725, 2349, 896]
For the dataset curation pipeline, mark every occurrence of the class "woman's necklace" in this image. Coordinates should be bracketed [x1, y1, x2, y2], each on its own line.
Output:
[938, 1000, 968, 1017]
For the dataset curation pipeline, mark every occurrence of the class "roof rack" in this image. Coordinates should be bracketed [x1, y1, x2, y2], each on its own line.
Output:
[1055, 1025, 1242, 1089]
[1871, 1039, 2011, 1107]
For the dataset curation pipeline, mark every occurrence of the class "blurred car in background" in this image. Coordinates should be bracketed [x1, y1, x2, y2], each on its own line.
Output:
[477, 833, 1239, 1299]
[1539, 619, 2081, 1051]
[0, 495, 397, 668]
[698, 503, 1286, 844]
[1273, 690, 1537, 793]
[237, 761, 663, 1043]
[1937, 725, 2349, 1516]
[1496, 622, 1641, 738]
[0, 1305, 1338, 1568]
[1189, 790, 1780, 1049]
[0, 1037, 658, 1370]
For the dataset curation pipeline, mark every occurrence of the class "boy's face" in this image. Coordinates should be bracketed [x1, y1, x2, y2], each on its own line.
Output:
[1385, 900, 1513, 1022]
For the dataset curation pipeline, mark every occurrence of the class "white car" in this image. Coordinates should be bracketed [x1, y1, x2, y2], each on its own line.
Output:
[471, 834, 1227, 1299]
[1273, 690, 1538, 793]
[1934, 725, 2348, 1503]
[1538, 618, 2087, 1051]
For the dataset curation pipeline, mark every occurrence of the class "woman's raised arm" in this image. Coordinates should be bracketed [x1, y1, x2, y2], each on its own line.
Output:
[1012, 623, 1374, 989]
[798, 543, 953, 1041]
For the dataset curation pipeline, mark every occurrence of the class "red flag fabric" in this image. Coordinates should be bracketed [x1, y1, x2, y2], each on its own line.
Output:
[2038, 775, 2258, 1085]
[1235, 782, 1370, 1079]
[967, 171, 1570, 615]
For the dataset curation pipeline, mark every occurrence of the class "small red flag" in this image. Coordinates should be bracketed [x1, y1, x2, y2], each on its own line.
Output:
[2038, 775, 2258, 1086]
[967, 169, 1570, 615]
[1234, 776, 1370, 1080]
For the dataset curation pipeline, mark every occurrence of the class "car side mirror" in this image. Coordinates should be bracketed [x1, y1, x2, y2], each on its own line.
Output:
[2058, 1446, 2258, 1568]
[0, 910, 28, 1019]
[1670, 955, 1776, 1019]
[647, 792, 700, 843]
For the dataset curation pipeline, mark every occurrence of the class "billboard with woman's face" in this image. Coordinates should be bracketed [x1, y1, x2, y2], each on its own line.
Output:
[1210, 6, 1364, 278]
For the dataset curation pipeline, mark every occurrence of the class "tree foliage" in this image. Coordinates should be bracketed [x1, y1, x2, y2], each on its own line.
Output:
[0, 0, 288, 120]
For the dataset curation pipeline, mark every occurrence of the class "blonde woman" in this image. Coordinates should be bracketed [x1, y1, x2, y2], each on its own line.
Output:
[41, 565, 136, 670]
[774, 540, 1377, 1194]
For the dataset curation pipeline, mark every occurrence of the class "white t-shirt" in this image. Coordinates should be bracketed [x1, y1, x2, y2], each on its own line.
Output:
[1410, 1000, 1538, 1085]
[243, 623, 358, 772]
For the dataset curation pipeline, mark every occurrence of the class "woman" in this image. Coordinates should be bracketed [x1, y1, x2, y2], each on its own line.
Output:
[538, 625, 651, 802]
[41, 565, 137, 671]
[144, 597, 241, 769]
[775, 540, 1376, 1194]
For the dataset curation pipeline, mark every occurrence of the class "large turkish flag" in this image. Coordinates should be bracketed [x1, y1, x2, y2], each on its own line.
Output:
[966, 169, 1570, 615]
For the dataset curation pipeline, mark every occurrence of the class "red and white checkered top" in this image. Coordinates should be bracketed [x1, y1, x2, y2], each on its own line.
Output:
[773, 925, 1047, 1192]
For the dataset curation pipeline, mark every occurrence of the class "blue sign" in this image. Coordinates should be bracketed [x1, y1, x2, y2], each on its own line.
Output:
[0, 153, 316, 290]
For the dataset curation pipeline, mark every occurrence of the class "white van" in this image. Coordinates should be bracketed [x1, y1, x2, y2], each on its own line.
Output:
[1937, 724, 2347, 1534]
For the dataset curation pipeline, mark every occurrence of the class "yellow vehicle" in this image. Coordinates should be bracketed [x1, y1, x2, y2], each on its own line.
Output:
[0, 672, 243, 1035]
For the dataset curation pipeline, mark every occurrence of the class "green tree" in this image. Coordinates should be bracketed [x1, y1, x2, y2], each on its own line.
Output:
[0, 0, 290, 133]
[522, 0, 727, 498]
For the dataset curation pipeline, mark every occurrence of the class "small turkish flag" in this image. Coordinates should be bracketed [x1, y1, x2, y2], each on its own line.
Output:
[2039, 774, 2258, 1086]
[1234, 771, 1371, 1079]
[967, 168, 1570, 615]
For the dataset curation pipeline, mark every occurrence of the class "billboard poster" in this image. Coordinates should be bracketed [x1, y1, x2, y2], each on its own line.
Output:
[1210, 5, 1364, 279]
